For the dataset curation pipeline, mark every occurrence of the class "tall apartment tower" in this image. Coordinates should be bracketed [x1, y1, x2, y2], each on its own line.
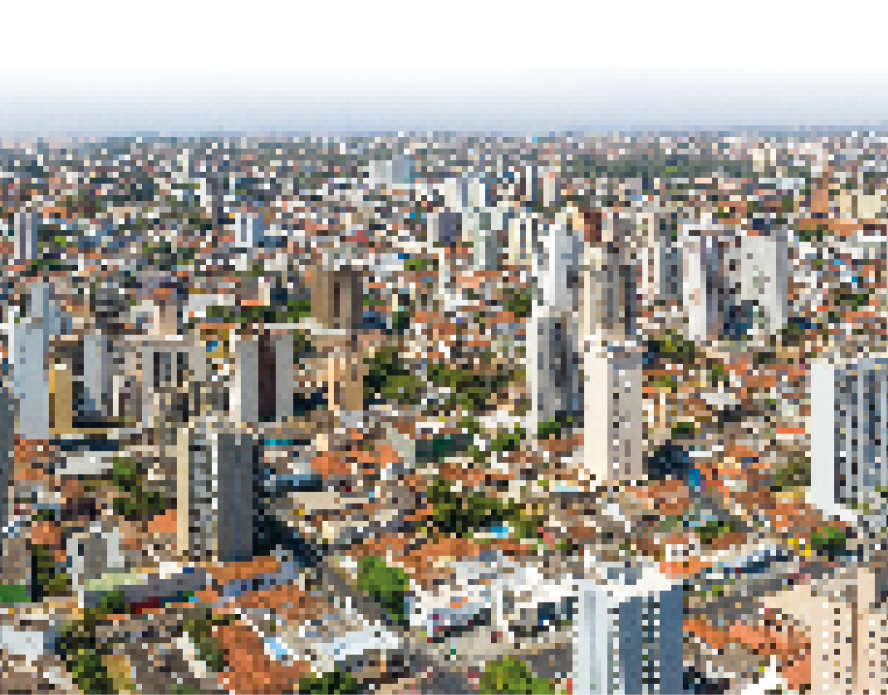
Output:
[177, 423, 255, 563]
[584, 345, 643, 484]
[11, 283, 63, 439]
[508, 213, 538, 267]
[312, 264, 366, 414]
[13, 212, 39, 261]
[574, 567, 686, 695]
[0, 387, 12, 553]
[529, 224, 581, 434]
[683, 225, 788, 343]
[428, 210, 462, 247]
[811, 357, 888, 512]
[582, 216, 643, 484]
[231, 331, 294, 423]
[83, 334, 111, 418]
[233, 212, 266, 248]
[763, 565, 888, 695]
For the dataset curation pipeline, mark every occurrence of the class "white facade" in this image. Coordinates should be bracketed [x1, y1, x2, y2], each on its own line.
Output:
[683, 226, 788, 343]
[583, 345, 643, 484]
[233, 212, 266, 248]
[811, 357, 888, 512]
[574, 567, 685, 695]
[529, 311, 580, 435]
[14, 212, 39, 261]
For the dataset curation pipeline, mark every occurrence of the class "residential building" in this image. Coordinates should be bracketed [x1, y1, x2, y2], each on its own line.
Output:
[529, 223, 581, 434]
[0, 387, 12, 552]
[574, 565, 686, 695]
[529, 311, 579, 434]
[583, 235, 638, 345]
[811, 357, 888, 512]
[583, 343, 643, 484]
[233, 211, 266, 248]
[428, 210, 462, 247]
[13, 211, 39, 261]
[763, 564, 888, 695]
[140, 338, 206, 432]
[508, 213, 538, 266]
[177, 423, 255, 563]
[683, 225, 788, 343]
[231, 331, 294, 423]
[311, 267, 363, 332]
[13, 323, 50, 439]
[66, 523, 125, 590]
[83, 333, 111, 418]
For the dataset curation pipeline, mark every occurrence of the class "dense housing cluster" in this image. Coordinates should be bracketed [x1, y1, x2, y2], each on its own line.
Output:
[1, 131, 888, 694]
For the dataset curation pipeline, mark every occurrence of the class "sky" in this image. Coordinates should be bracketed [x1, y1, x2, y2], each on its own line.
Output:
[3, 0, 888, 135]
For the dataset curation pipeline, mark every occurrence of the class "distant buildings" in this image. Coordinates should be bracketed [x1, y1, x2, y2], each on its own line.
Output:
[574, 565, 685, 695]
[811, 357, 888, 512]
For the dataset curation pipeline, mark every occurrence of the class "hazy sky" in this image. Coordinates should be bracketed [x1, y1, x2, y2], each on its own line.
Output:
[4, 0, 888, 135]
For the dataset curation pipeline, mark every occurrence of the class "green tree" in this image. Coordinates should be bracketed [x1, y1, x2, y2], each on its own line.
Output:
[297, 668, 360, 694]
[479, 656, 554, 694]
[182, 609, 229, 673]
[364, 346, 421, 405]
[31, 543, 71, 601]
[503, 288, 532, 318]
[357, 556, 409, 625]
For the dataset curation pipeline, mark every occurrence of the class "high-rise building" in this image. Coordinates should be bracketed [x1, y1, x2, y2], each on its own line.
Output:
[140, 340, 206, 431]
[683, 225, 788, 343]
[574, 566, 686, 695]
[508, 213, 538, 267]
[13, 324, 50, 440]
[763, 565, 888, 695]
[811, 357, 888, 512]
[584, 344, 643, 484]
[231, 331, 294, 424]
[528, 224, 581, 435]
[529, 312, 580, 433]
[312, 267, 363, 332]
[177, 423, 255, 563]
[428, 210, 462, 247]
[83, 334, 111, 418]
[13, 212, 39, 261]
[0, 387, 12, 553]
[233, 211, 266, 248]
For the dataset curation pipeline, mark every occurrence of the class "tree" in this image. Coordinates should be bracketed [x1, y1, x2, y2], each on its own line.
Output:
[479, 656, 554, 695]
[297, 668, 359, 694]
[357, 556, 409, 625]
[31, 543, 71, 601]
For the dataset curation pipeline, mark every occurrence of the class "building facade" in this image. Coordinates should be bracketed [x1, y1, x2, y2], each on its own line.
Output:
[811, 357, 888, 511]
[574, 568, 685, 695]
[177, 423, 255, 563]
[13, 212, 39, 261]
